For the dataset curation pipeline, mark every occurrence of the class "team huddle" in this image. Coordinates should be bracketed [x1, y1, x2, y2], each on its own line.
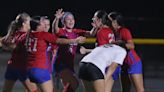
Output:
[0, 9, 145, 92]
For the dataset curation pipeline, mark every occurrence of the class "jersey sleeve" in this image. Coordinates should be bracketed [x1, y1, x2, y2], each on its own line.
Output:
[73, 29, 87, 36]
[56, 28, 65, 36]
[121, 28, 133, 41]
[97, 29, 114, 46]
[42, 32, 58, 44]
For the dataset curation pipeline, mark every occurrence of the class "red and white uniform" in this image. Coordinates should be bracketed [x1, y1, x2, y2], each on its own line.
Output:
[26, 31, 57, 69]
[96, 27, 115, 46]
[54, 28, 87, 71]
[7, 31, 27, 71]
[115, 27, 141, 65]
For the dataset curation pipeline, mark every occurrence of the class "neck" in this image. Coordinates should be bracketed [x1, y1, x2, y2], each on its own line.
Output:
[64, 27, 73, 32]
[102, 25, 109, 28]
[20, 27, 27, 32]
[100, 25, 109, 29]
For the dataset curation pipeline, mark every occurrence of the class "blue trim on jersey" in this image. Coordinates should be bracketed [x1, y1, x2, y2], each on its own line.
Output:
[129, 51, 137, 63]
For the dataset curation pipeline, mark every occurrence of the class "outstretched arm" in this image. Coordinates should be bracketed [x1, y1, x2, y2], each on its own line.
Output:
[56, 36, 86, 45]
[80, 46, 93, 54]
[52, 9, 64, 34]
[1, 36, 16, 50]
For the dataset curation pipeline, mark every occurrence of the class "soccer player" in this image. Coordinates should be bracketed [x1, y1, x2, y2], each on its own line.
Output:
[25, 17, 86, 92]
[108, 11, 145, 92]
[2, 13, 38, 92]
[52, 9, 93, 92]
[79, 44, 127, 92]
[80, 10, 123, 92]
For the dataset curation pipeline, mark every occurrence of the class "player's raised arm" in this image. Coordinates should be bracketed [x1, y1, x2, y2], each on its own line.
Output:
[52, 8, 64, 34]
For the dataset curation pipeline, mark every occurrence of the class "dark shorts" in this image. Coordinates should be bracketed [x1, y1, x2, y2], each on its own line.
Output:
[5, 67, 28, 81]
[78, 62, 104, 81]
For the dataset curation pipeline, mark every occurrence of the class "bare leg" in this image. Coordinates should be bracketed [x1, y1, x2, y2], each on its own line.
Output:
[40, 80, 53, 92]
[130, 74, 145, 92]
[93, 79, 105, 92]
[3, 80, 16, 92]
[105, 62, 118, 92]
[60, 69, 79, 92]
[82, 79, 105, 92]
[105, 77, 114, 92]
[22, 79, 38, 92]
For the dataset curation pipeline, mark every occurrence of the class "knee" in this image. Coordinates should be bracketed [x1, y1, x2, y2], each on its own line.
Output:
[137, 88, 145, 92]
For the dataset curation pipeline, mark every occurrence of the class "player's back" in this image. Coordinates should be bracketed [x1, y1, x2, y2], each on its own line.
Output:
[26, 31, 57, 69]
[81, 44, 126, 74]
[96, 27, 114, 46]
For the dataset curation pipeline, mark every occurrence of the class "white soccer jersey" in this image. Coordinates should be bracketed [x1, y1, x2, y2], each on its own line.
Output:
[81, 44, 127, 75]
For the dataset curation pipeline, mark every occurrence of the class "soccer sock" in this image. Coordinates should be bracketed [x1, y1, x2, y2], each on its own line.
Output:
[62, 83, 70, 92]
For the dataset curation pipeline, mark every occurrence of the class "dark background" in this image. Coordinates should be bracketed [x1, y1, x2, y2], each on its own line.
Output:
[0, 0, 164, 38]
[0, 0, 164, 91]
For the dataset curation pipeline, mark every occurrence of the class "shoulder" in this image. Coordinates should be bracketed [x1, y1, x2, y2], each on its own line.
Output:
[102, 27, 113, 32]
[73, 28, 86, 32]
[120, 27, 131, 32]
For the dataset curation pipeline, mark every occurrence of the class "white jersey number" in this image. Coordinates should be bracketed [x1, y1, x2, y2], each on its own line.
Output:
[27, 38, 38, 52]
[108, 33, 115, 43]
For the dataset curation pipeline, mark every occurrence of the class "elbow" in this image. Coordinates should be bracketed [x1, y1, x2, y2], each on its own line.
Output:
[130, 44, 135, 49]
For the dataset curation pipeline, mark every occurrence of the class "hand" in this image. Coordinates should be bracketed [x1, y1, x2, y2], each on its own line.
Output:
[76, 36, 86, 43]
[54, 8, 64, 19]
[80, 46, 87, 54]
[2, 35, 14, 45]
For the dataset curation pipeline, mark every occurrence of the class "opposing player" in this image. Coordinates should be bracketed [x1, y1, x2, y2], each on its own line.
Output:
[79, 44, 127, 92]
[80, 10, 124, 92]
[108, 11, 145, 92]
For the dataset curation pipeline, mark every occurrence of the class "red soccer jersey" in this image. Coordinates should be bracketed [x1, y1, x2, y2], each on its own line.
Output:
[54, 28, 87, 71]
[96, 27, 114, 46]
[116, 27, 141, 65]
[56, 28, 87, 55]
[26, 31, 57, 69]
[8, 31, 27, 71]
[56, 28, 87, 37]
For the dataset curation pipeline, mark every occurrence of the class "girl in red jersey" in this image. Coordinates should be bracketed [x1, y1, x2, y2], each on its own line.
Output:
[52, 9, 96, 92]
[108, 12, 145, 92]
[25, 17, 85, 92]
[79, 10, 122, 92]
[41, 16, 57, 92]
[2, 13, 38, 92]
